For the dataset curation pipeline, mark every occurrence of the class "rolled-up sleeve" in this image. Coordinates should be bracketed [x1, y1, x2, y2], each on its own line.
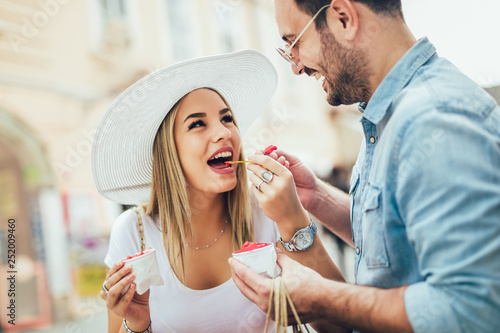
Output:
[396, 110, 500, 333]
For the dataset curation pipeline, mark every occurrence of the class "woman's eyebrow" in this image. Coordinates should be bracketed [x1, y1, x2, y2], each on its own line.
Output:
[183, 108, 230, 123]
[183, 112, 206, 123]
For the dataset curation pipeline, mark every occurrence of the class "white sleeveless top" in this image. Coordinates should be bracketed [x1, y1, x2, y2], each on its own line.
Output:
[104, 198, 279, 333]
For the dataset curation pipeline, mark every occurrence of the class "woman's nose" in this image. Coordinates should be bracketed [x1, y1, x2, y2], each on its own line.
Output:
[213, 124, 231, 142]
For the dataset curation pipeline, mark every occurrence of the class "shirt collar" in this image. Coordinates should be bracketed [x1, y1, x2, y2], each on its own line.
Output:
[362, 37, 437, 124]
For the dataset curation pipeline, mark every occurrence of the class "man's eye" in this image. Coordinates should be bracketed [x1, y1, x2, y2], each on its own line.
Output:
[188, 120, 205, 130]
[222, 115, 234, 123]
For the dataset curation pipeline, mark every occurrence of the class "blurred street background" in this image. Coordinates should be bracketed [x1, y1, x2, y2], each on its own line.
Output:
[0, 0, 499, 331]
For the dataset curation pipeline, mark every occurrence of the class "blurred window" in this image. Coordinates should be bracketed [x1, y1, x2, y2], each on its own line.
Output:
[166, 0, 194, 61]
[212, 1, 239, 52]
[101, 0, 127, 21]
[90, 0, 133, 54]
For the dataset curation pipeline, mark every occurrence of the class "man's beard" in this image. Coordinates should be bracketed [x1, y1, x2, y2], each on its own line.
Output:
[317, 29, 371, 106]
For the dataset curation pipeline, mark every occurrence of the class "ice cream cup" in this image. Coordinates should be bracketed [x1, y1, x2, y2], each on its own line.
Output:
[121, 248, 164, 295]
[232, 243, 281, 278]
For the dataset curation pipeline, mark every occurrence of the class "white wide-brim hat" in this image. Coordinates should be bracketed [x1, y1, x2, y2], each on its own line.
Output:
[92, 50, 278, 205]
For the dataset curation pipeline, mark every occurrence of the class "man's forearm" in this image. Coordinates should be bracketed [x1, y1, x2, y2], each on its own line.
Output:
[309, 179, 353, 246]
[317, 280, 413, 333]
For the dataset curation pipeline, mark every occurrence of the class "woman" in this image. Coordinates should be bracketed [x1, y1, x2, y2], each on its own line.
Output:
[93, 51, 345, 332]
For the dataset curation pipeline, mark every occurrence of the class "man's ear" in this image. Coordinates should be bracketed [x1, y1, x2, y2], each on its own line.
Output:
[327, 0, 359, 42]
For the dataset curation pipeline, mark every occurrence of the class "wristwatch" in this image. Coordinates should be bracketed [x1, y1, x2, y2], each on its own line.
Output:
[279, 221, 317, 251]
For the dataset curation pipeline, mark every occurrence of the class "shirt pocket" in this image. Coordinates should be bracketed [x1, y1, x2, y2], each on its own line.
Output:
[362, 183, 390, 268]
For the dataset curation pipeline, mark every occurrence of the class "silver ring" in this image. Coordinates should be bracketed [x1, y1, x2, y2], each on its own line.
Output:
[256, 180, 264, 191]
[102, 281, 109, 294]
[261, 170, 274, 183]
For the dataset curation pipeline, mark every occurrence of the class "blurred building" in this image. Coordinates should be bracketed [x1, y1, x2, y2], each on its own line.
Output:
[0, 0, 362, 330]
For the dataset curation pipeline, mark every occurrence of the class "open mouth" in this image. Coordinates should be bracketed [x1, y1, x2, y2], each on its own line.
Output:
[313, 72, 327, 90]
[207, 151, 233, 170]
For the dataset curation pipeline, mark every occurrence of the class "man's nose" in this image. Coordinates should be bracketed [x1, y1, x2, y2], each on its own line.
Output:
[291, 60, 305, 75]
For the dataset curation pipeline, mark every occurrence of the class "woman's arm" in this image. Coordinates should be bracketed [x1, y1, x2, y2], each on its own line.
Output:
[247, 154, 350, 332]
[101, 262, 151, 333]
[108, 307, 123, 333]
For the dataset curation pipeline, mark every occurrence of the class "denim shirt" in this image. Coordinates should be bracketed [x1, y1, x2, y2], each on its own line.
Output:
[350, 38, 500, 333]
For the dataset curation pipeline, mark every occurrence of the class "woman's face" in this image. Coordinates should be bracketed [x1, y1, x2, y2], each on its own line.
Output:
[174, 88, 241, 196]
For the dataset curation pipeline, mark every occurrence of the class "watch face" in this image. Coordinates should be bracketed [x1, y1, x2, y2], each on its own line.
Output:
[295, 231, 313, 250]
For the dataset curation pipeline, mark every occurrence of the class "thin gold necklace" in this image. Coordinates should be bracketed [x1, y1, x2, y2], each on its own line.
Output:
[185, 220, 228, 250]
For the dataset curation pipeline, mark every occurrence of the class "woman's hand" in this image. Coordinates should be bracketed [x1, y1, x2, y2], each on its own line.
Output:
[248, 152, 309, 236]
[101, 260, 151, 331]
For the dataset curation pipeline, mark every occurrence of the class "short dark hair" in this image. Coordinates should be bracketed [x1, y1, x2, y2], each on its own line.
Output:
[294, 0, 403, 29]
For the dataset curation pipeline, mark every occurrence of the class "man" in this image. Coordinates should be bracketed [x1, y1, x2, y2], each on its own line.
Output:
[229, 0, 500, 332]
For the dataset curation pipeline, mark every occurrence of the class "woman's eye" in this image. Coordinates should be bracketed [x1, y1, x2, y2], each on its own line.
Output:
[222, 115, 234, 123]
[188, 120, 205, 130]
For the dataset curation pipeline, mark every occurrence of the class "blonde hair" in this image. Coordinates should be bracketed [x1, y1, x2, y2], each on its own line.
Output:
[145, 89, 254, 281]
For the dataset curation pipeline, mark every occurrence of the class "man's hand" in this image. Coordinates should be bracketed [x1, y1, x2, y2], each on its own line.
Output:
[268, 149, 320, 212]
[229, 251, 324, 324]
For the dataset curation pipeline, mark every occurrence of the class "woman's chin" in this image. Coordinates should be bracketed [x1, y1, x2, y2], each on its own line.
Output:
[218, 180, 238, 194]
[194, 178, 237, 195]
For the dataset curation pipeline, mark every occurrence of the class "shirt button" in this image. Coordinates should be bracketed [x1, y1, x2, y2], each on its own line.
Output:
[369, 136, 376, 144]
[356, 247, 360, 255]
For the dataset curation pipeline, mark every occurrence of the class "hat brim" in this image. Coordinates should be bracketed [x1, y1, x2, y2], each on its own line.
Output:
[92, 50, 278, 204]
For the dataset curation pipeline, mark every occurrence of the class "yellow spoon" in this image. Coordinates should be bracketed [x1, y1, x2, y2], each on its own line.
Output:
[225, 161, 254, 166]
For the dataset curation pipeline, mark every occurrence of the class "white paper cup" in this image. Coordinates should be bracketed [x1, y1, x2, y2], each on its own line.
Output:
[121, 248, 164, 295]
[232, 243, 281, 278]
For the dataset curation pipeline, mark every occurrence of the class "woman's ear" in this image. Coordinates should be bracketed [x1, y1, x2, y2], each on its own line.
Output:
[328, 0, 359, 42]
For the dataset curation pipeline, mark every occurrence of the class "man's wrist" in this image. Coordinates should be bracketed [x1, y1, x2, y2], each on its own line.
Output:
[315, 279, 347, 325]
[305, 177, 323, 213]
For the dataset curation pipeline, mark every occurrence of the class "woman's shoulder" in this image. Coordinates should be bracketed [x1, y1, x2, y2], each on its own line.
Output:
[111, 207, 139, 230]
[110, 206, 157, 236]
[105, 206, 159, 266]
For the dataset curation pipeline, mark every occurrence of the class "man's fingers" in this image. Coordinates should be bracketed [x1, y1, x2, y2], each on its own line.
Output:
[229, 258, 270, 310]
[230, 268, 258, 303]
[274, 148, 297, 163]
[276, 251, 295, 268]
